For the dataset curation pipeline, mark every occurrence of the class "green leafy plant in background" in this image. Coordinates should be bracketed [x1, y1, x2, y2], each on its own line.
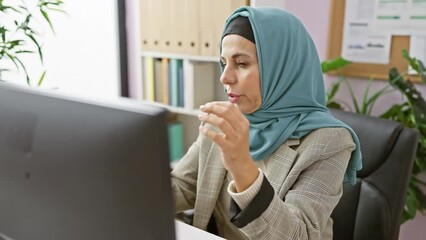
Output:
[323, 51, 426, 223]
[322, 57, 351, 110]
[0, 0, 65, 86]
[383, 51, 426, 222]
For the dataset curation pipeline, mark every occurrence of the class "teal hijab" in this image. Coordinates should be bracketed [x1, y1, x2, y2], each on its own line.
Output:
[220, 7, 362, 184]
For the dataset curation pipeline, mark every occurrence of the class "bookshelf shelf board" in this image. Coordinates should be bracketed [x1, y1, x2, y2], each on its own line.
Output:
[141, 51, 219, 63]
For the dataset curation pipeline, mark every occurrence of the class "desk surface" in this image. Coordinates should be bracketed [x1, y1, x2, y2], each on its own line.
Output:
[175, 220, 225, 240]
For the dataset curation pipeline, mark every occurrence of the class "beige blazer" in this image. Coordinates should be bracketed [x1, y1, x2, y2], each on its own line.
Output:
[171, 127, 356, 239]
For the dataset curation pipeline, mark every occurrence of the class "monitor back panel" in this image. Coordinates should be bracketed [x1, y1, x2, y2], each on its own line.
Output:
[0, 85, 174, 240]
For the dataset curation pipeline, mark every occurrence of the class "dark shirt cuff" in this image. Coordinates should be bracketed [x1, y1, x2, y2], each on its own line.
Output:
[229, 175, 274, 228]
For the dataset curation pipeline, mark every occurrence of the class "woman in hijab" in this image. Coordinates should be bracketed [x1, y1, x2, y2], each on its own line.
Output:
[171, 6, 362, 240]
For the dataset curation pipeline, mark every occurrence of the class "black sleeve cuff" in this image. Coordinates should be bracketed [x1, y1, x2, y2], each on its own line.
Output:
[229, 175, 274, 228]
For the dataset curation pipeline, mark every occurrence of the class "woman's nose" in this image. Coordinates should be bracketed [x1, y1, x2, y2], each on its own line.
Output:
[220, 66, 236, 85]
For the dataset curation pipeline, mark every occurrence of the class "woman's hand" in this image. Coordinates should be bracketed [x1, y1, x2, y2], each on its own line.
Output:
[198, 101, 259, 192]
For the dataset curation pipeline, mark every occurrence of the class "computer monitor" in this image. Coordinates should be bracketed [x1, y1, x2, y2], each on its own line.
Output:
[0, 84, 175, 240]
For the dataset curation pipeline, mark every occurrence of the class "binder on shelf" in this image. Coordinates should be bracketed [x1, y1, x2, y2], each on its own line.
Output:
[183, 60, 219, 110]
[199, 1, 216, 56]
[167, 0, 199, 55]
[158, 0, 173, 52]
[177, 60, 184, 107]
[168, 59, 172, 105]
[140, 0, 248, 55]
[153, 58, 164, 103]
[143, 56, 155, 101]
[212, 0, 229, 57]
[168, 1, 184, 54]
[140, 0, 167, 51]
[149, 0, 167, 52]
[193, 62, 217, 108]
[182, 0, 199, 55]
[199, 0, 248, 57]
[139, 0, 153, 51]
[168, 121, 184, 163]
[169, 59, 180, 107]
[161, 58, 169, 104]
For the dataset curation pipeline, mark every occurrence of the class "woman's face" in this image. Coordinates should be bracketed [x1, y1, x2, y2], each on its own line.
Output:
[220, 34, 261, 114]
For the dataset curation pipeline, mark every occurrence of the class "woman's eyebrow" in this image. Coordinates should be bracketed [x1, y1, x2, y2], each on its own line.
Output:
[231, 53, 251, 59]
[221, 53, 253, 60]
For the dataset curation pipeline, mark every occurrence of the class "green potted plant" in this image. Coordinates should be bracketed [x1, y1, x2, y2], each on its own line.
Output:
[382, 51, 426, 222]
[323, 51, 426, 222]
[0, 0, 65, 86]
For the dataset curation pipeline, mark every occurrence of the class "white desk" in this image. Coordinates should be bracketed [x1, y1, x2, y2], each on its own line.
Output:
[175, 220, 225, 240]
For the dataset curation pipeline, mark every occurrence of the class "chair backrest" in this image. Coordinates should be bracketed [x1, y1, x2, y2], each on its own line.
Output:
[329, 109, 419, 240]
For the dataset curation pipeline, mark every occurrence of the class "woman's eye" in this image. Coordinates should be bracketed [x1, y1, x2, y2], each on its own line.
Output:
[238, 62, 247, 67]
[220, 62, 227, 67]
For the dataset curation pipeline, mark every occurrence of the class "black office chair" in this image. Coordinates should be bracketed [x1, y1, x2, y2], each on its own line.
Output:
[330, 109, 419, 240]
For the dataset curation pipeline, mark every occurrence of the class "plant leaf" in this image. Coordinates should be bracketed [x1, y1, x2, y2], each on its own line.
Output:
[361, 78, 373, 114]
[13, 55, 31, 85]
[0, 26, 8, 42]
[380, 103, 404, 119]
[40, 9, 55, 34]
[7, 39, 24, 49]
[321, 57, 351, 73]
[25, 34, 43, 63]
[342, 78, 361, 113]
[402, 49, 417, 70]
[326, 101, 342, 110]
[46, 7, 67, 14]
[366, 89, 395, 115]
[0, 4, 21, 13]
[418, 61, 426, 84]
[402, 49, 426, 83]
[1, 0, 64, 85]
[15, 50, 34, 54]
[390, 72, 426, 127]
[326, 80, 341, 102]
[5, 52, 20, 70]
[37, 70, 46, 86]
[405, 187, 418, 221]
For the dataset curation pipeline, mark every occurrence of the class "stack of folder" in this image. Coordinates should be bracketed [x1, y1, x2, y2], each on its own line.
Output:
[143, 57, 184, 107]
[140, 0, 249, 57]
[143, 57, 219, 110]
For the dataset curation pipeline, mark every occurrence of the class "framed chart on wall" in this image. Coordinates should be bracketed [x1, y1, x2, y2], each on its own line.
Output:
[327, 0, 422, 82]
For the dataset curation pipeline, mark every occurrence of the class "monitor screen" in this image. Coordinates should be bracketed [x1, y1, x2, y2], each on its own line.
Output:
[0, 84, 175, 240]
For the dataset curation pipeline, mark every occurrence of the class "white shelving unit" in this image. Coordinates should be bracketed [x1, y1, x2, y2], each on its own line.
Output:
[142, 51, 218, 63]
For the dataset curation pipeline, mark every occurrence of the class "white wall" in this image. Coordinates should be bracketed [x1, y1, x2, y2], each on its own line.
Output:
[2, 0, 121, 100]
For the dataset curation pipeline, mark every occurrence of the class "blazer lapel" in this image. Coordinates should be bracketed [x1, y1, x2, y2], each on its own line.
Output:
[262, 139, 299, 198]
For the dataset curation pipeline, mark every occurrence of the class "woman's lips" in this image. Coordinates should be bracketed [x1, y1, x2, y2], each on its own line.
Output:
[228, 93, 241, 103]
